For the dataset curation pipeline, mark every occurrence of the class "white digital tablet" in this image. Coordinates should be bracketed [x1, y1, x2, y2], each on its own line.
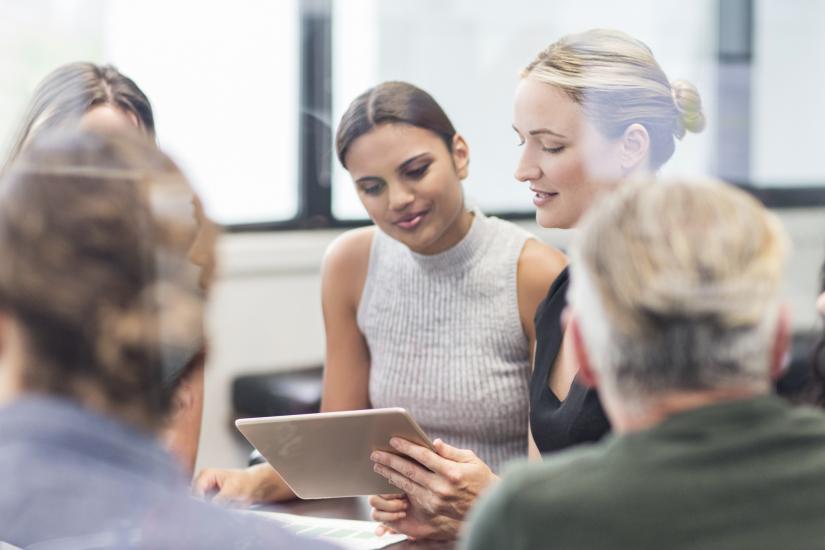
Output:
[235, 407, 433, 499]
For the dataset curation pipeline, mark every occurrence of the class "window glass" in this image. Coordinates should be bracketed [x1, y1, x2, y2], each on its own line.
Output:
[0, 0, 300, 225]
[752, 0, 825, 185]
[331, 0, 717, 219]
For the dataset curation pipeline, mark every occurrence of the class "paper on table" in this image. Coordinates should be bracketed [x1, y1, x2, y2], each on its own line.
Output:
[248, 510, 407, 549]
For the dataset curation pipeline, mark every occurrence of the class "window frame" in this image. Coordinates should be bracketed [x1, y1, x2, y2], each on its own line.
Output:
[225, 0, 825, 233]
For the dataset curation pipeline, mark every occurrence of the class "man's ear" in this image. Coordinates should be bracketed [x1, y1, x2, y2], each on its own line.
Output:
[769, 304, 791, 382]
[170, 377, 195, 415]
[570, 316, 598, 388]
[0, 312, 26, 401]
[451, 133, 470, 180]
[620, 123, 650, 174]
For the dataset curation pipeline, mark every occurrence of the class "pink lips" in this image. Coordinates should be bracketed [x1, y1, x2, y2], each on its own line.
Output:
[394, 210, 429, 230]
[393, 210, 430, 231]
[531, 187, 558, 207]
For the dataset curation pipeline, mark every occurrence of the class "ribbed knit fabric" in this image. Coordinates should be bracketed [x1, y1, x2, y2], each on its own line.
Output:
[358, 211, 533, 472]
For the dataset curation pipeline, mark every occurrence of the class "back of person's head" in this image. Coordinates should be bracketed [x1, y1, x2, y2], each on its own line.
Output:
[4, 62, 154, 170]
[522, 28, 705, 169]
[0, 128, 208, 432]
[569, 178, 788, 407]
[335, 80, 457, 168]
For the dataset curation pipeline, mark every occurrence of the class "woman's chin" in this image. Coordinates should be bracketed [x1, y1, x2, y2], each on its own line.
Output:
[535, 209, 562, 229]
[535, 205, 580, 230]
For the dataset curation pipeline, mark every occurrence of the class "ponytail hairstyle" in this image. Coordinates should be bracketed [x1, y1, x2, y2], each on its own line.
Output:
[336, 81, 457, 168]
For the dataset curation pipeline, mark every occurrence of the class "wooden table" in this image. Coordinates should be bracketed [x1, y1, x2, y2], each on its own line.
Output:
[281, 496, 455, 549]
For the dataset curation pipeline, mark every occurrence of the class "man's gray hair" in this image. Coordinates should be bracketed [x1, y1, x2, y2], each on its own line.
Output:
[569, 177, 788, 406]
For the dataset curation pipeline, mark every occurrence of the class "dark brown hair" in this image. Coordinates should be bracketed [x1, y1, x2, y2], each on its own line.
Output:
[335, 81, 457, 168]
[4, 62, 155, 170]
[0, 128, 208, 431]
[811, 263, 825, 406]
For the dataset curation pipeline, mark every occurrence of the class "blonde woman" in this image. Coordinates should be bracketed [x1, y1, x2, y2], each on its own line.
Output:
[369, 28, 706, 540]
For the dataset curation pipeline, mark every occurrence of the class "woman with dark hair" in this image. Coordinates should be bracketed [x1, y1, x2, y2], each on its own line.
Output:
[194, 81, 565, 536]
[3, 61, 154, 171]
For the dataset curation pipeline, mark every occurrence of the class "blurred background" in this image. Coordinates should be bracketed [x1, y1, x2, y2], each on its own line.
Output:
[1, 0, 824, 471]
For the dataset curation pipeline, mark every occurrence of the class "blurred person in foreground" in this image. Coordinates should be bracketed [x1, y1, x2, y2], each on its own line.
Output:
[3, 61, 216, 478]
[464, 177, 825, 550]
[0, 128, 334, 549]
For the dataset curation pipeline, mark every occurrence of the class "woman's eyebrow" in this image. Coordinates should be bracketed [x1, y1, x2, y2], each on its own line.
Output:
[529, 127, 567, 139]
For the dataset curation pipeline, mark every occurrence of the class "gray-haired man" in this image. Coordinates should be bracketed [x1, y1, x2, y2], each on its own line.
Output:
[465, 178, 825, 550]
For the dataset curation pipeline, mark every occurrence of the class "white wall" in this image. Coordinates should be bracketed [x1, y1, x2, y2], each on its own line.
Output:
[196, 207, 825, 471]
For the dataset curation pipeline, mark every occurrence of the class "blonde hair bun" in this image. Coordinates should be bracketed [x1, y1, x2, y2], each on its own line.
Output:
[522, 29, 705, 169]
[670, 79, 706, 138]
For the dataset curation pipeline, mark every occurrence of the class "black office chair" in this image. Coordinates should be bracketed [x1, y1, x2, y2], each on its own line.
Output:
[232, 366, 323, 466]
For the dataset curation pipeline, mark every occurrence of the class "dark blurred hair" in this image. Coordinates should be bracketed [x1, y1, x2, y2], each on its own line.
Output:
[335, 81, 456, 168]
[0, 128, 208, 431]
[811, 262, 825, 406]
[4, 62, 155, 170]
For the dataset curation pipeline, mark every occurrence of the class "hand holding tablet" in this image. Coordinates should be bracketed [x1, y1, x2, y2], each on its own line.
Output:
[235, 408, 433, 499]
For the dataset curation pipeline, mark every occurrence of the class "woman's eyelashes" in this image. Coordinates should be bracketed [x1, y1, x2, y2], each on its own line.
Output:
[514, 134, 564, 153]
[359, 180, 385, 196]
[403, 162, 431, 180]
[357, 161, 432, 195]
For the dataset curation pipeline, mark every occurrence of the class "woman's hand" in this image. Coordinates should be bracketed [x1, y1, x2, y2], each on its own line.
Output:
[369, 493, 462, 541]
[369, 493, 408, 525]
[192, 463, 293, 505]
[370, 437, 499, 521]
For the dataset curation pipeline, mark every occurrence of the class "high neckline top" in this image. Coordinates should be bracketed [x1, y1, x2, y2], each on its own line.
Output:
[359, 210, 534, 472]
[407, 210, 486, 273]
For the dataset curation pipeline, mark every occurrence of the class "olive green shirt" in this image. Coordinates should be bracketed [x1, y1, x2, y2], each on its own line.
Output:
[464, 395, 825, 550]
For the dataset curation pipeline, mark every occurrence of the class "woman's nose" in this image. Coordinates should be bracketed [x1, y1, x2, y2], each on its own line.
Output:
[514, 149, 541, 183]
[388, 182, 415, 211]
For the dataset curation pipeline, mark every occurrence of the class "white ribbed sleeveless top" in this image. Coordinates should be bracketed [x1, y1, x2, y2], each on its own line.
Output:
[358, 211, 533, 472]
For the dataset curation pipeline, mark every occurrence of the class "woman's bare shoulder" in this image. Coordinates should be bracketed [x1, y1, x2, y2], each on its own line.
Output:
[323, 226, 375, 271]
[321, 226, 377, 303]
[518, 238, 568, 294]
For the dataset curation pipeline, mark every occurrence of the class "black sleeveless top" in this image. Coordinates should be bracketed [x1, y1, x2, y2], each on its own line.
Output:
[529, 266, 611, 453]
